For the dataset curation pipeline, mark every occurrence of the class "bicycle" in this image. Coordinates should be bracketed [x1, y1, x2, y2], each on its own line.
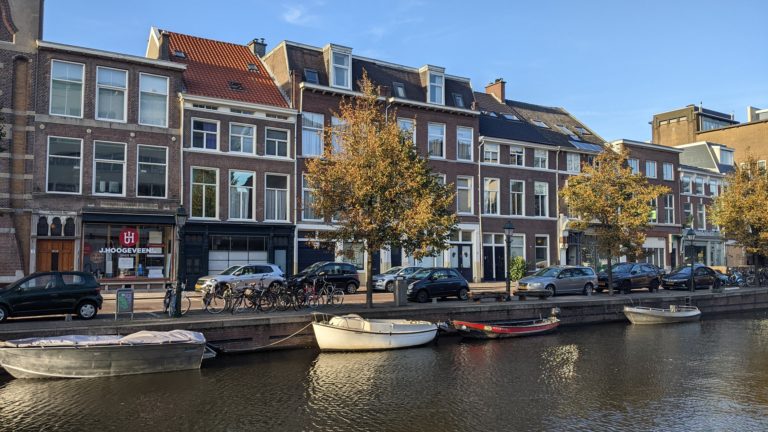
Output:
[163, 282, 191, 317]
[202, 283, 227, 314]
[313, 273, 344, 307]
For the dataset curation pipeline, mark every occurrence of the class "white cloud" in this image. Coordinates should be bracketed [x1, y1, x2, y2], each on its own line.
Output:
[282, 5, 318, 26]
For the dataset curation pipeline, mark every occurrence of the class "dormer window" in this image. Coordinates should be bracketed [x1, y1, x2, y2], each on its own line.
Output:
[331, 51, 351, 89]
[392, 82, 406, 98]
[246, 63, 258, 72]
[304, 68, 319, 84]
[428, 72, 444, 105]
[228, 81, 244, 91]
[452, 93, 465, 108]
[173, 50, 187, 59]
[719, 149, 734, 166]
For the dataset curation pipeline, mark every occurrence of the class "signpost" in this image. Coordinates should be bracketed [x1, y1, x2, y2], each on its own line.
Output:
[115, 288, 134, 320]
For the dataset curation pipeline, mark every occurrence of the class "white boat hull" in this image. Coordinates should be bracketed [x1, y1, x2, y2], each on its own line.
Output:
[623, 306, 701, 324]
[312, 315, 437, 351]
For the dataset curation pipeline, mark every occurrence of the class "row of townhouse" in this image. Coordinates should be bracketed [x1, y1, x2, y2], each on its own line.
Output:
[0, 0, 733, 287]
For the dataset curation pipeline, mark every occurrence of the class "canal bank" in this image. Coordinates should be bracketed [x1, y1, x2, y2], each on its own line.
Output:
[0, 288, 766, 352]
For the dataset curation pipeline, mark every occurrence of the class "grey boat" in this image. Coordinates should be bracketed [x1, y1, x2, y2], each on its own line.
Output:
[0, 330, 209, 379]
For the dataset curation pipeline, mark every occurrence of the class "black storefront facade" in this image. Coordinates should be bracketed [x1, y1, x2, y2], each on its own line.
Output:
[181, 222, 295, 288]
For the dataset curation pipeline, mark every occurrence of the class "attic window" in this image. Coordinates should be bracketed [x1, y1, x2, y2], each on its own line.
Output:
[246, 63, 259, 72]
[532, 119, 549, 128]
[304, 68, 319, 84]
[392, 82, 406, 98]
[574, 126, 590, 135]
[452, 93, 465, 108]
[173, 50, 187, 59]
[228, 81, 244, 91]
[502, 113, 519, 121]
[487, 111, 498, 118]
[556, 124, 578, 139]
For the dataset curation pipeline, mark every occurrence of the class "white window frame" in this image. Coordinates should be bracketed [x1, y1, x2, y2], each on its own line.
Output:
[664, 194, 675, 224]
[190, 166, 219, 220]
[509, 179, 525, 216]
[191, 117, 220, 151]
[302, 174, 321, 221]
[509, 145, 524, 166]
[427, 122, 445, 159]
[397, 118, 416, 145]
[46, 136, 83, 195]
[456, 175, 473, 215]
[628, 158, 640, 174]
[92, 140, 127, 197]
[228, 170, 256, 221]
[330, 50, 351, 90]
[138, 72, 169, 128]
[483, 177, 500, 215]
[428, 72, 445, 105]
[566, 152, 581, 173]
[683, 202, 693, 227]
[709, 179, 719, 197]
[229, 122, 255, 155]
[681, 175, 691, 194]
[264, 127, 291, 158]
[136, 144, 168, 199]
[331, 116, 345, 153]
[649, 197, 658, 223]
[697, 203, 706, 230]
[483, 143, 500, 164]
[645, 160, 657, 179]
[535, 235, 550, 267]
[534, 181, 549, 217]
[264, 173, 290, 222]
[302, 112, 324, 156]
[457, 126, 473, 161]
[95, 66, 128, 123]
[49, 59, 85, 119]
[694, 177, 704, 195]
[534, 149, 548, 169]
[663, 162, 674, 181]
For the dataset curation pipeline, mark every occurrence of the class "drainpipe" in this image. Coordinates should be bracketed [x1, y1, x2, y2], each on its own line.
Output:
[477, 138, 484, 282]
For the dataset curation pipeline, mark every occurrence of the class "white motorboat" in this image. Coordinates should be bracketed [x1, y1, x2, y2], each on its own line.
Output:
[623, 305, 701, 324]
[311, 313, 438, 351]
[0, 330, 211, 379]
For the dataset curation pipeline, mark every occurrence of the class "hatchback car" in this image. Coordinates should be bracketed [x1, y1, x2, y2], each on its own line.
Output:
[662, 264, 720, 290]
[373, 266, 421, 292]
[406, 267, 470, 303]
[287, 262, 360, 294]
[195, 263, 284, 292]
[517, 266, 597, 296]
[597, 262, 663, 293]
[0, 271, 103, 322]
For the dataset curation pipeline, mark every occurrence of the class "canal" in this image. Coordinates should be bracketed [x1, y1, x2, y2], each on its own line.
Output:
[1, 312, 768, 431]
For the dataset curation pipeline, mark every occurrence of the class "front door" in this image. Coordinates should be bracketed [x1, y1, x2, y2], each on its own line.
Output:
[36, 240, 75, 272]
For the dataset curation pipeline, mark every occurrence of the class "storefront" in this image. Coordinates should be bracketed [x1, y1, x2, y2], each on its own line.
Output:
[80, 212, 177, 289]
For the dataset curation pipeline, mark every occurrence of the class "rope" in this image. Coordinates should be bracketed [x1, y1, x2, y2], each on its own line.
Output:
[211, 321, 314, 353]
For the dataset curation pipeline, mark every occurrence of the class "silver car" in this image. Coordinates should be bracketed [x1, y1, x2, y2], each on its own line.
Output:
[517, 265, 596, 296]
[195, 263, 284, 292]
[373, 266, 421, 292]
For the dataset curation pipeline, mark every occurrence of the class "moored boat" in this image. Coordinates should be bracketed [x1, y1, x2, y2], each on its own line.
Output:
[311, 313, 438, 351]
[623, 305, 701, 324]
[451, 309, 560, 339]
[0, 330, 210, 379]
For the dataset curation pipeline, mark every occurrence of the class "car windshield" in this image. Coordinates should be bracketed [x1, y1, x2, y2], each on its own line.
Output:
[219, 266, 242, 275]
[383, 267, 403, 275]
[670, 266, 691, 276]
[533, 267, 560, 278]
[611, 263, 634, 273]
[298, 262, 324, 275]
[410, 268, 433, 279]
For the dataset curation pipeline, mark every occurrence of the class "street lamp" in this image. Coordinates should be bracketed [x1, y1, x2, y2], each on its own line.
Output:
[504, 220, 516, 301]
[685, 227, 696, 292]
[174, 204, 188, 318]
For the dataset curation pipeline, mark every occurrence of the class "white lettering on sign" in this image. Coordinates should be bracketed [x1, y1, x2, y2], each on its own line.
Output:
[98, 247, 162, 254]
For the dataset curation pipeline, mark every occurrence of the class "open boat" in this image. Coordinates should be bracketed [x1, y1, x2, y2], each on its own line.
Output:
[0, 330, 211, 379]
[311, 313, 437, 351]
[451, 308, 561, 339]
[623, 305, 701, 324]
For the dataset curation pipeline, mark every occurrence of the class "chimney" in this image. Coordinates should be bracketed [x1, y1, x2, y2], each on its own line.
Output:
[158, 30, 171, 60]
[248, 38, 267, 57]
[485, 78, 506, 103]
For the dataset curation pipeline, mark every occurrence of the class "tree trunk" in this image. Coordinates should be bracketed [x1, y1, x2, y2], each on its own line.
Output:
[607, 255, 614, 296]
[365, 248, 374, 308]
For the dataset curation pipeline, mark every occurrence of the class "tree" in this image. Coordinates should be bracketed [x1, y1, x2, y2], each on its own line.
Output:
[305, 73, 457, 308]
[561, 144, 670, 295]
[710, 154, 768, 273]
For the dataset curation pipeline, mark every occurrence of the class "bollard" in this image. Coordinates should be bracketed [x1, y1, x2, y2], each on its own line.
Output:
[394, 276, 408, 307]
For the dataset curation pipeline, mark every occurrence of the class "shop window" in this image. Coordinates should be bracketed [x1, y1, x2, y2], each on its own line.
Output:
[50, 217, 62, 236]
[37, 216, 49, 236]
[81, 224, 172, 279]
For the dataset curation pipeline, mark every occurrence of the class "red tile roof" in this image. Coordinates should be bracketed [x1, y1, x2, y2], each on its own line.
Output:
[164, 31, 288, 108]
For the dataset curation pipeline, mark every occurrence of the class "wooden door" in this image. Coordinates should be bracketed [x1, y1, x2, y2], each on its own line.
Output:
[36, 240, 75, 272]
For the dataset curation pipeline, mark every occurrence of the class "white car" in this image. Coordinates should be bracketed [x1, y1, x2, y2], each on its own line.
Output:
[194, 264, 284, 292]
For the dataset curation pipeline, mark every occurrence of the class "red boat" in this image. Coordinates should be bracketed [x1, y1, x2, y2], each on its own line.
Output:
[451, 313, 560, 339]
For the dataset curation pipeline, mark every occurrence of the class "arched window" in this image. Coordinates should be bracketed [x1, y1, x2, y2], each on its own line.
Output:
[37, 216, 49, 236]
[50, 217, 62, 236]
[64, 217, 75, 236]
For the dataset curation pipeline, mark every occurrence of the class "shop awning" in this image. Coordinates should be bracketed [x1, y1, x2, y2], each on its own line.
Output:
[81, 212, 176, 225]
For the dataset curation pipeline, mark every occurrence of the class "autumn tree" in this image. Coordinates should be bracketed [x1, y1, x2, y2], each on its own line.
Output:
[305, 73, 457, 308]
[710, 154, 768, 273]
[561, 144, 670, 295]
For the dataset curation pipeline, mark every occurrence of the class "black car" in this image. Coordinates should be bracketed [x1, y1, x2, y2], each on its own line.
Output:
[597, 262, 663, 294]
[0, 272, 103, 322]
[662, 264, 720, 290]
[287, 262, 360, 294]
[405, 267, 470, 303]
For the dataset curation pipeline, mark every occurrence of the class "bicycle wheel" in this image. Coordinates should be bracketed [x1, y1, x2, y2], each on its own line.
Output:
[276, 292, 292, 311]
[258, 292, 275, 312]
[180, 293, 192, 316]
[230, 295, 244, 314]
[307, 294, 320, 309]
[205, 293, 226, 314]
[329, 289, 345, 306]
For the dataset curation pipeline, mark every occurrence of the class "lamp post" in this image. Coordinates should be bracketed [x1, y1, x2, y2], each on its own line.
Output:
[685, 228, 696, 292]
[174, 204, 188, 318]
[503, 220, 515, 301]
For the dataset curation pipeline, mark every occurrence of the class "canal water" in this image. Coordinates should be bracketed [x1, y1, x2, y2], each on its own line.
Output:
[2, 312, 768, 432]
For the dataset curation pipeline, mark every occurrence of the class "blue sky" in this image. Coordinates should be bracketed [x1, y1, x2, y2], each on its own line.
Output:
[45, 0, 767, 141]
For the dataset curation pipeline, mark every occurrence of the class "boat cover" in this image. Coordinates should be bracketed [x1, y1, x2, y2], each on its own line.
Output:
[1, 330, 206, 348]
[328, 314, 435, 333]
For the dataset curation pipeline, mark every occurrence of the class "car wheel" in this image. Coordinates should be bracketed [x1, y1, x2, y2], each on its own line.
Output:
[545, 284, 556, 297]
[457, 287, 469, 301]
[583, 283, 594, 296]
[0, 305, 7, 322]
[416, 289, 430, 303]
[76, 301, 98, 320]
[269, 281, 282, 290]
[385, 281, 395, 293]
[346, 282, 358, 294]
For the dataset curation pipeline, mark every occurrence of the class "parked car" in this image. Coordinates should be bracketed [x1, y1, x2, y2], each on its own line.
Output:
[406, 267, 470, 303]
[662, 264, 720, 290]
[195, 263, 284, 292]
[0, 271, 103, 322]
[597, 262, 663, 293]
[518, 266, 597, 297]
[373, 266, 421, 292]
[287, 262, 360, 294]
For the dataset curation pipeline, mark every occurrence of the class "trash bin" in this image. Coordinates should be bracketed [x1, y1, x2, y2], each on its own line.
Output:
[394, 276, 408, 306]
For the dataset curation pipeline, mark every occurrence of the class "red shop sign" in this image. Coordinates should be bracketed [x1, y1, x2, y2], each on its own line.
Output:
[119, 227, 139, 247]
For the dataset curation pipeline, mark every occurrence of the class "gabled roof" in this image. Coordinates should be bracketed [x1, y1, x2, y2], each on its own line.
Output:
[163, 31, 288, 108]
[676, 142, 734, 175]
